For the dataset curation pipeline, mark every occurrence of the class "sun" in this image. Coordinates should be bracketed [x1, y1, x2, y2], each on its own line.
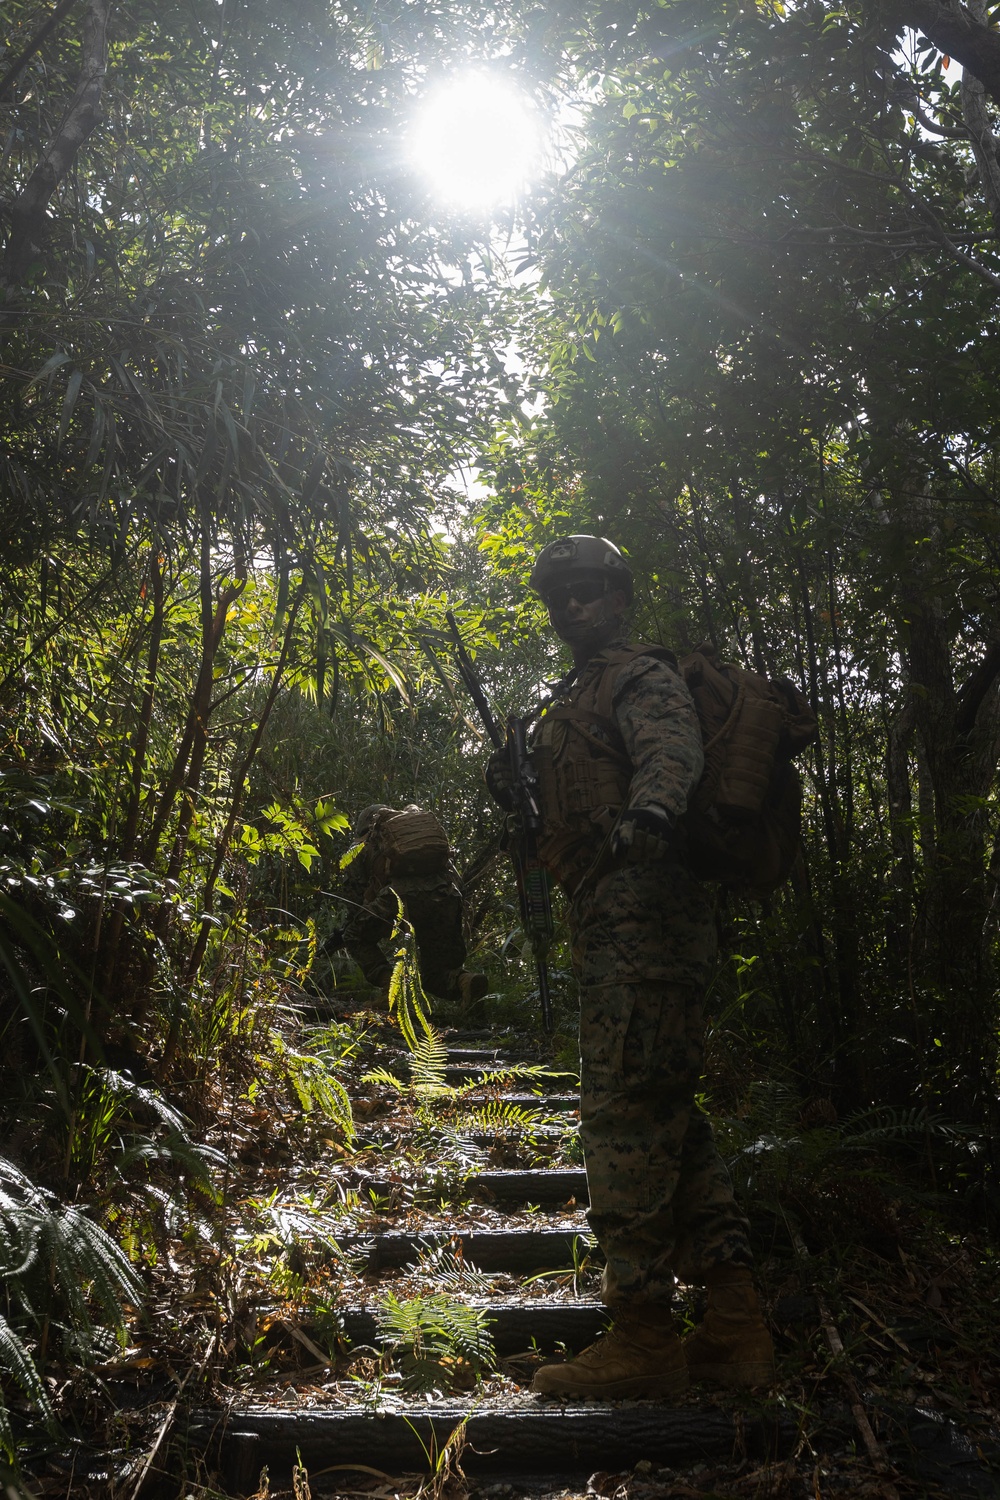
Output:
[409, 73, 544, 209]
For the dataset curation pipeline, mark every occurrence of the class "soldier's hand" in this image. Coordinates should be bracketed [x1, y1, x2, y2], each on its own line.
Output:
[611, 804, 675, 862]
[485, 747, 516, 810]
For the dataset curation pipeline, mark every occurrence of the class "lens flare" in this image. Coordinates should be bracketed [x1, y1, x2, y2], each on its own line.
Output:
[409, 73, 543, 208]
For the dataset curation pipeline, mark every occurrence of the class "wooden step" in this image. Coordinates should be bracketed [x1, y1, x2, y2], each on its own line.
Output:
[355, 1123, 569, 1152]
[443, 1064, 554, 1086]
[444, 1049, 542, 1066]
[341, 1225, 594, 1273]
[443, 1062, 577, 1086]
[329, 1298, 608, 1356]
[354, 1168, 588, 1206]
[470, 1168, 587, 1203]
[195, 1404, 794, 1486]
[461, 1093, 578, 1113]
[444, 1048, 506, 1064]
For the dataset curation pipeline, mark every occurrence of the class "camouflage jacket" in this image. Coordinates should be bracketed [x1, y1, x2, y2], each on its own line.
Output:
[532, 638, 704, 889]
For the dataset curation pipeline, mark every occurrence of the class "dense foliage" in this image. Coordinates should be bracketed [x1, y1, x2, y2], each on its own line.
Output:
[2, 0, 1000, 1484]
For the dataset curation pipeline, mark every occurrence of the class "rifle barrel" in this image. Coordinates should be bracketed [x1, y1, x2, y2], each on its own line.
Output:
[445, 610, 555, 1034]
[536, 956, 553, 1034]
[445, 611, 503, 748]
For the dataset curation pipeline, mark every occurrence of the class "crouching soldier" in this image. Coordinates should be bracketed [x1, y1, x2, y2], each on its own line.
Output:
[335, 803, 488, 1005]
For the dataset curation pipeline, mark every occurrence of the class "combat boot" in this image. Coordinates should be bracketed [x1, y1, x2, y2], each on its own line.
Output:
[532, 1301, 688, 1399]
[683, 1264, 775, 1389]
[455, 970, 489, 1004]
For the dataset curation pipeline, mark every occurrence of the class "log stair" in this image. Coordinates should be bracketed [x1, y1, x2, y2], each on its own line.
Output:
[189, 1029, 794, 1493]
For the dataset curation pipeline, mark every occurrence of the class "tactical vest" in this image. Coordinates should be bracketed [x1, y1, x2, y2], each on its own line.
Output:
[532, 645, 671, 888]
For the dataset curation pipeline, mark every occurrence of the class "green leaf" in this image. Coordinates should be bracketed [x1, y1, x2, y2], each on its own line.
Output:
[58, 370, 84, 448]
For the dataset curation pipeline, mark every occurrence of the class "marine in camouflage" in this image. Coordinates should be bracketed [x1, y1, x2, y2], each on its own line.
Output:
[537, 636, 753, 1307]
[339, 824, 469, 1001]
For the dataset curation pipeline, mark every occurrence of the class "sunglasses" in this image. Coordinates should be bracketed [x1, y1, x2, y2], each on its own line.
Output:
[543, 578, 608, 611]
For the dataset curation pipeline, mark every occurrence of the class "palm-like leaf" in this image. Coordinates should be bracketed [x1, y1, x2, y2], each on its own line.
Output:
[0, 1158, 142, 1462]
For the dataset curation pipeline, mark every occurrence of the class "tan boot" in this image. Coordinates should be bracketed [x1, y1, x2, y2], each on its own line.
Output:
[532, 1302, 688, 1399]
[683, 1265, 775, 1389]
[456, 970, 489, 1003]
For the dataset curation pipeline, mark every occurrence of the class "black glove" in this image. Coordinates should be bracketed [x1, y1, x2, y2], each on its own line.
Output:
[611, 804, 675, 862]
[485, 747, 516, 811]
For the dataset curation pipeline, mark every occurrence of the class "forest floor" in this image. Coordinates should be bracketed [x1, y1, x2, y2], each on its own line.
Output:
[26, 993, 1000, 1500]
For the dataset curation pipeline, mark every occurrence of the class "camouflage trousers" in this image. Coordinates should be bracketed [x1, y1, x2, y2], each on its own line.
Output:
[569, 857, 752, 1307]
[343, 873, 468, 1001]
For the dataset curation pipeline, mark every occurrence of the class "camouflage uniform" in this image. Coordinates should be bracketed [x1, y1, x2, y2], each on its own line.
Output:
[340, 840, 469, 1002]
[537, 641, 752, 1306]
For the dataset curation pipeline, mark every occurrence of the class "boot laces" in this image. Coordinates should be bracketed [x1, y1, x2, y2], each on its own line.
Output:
[576, 1323, 633, 1365]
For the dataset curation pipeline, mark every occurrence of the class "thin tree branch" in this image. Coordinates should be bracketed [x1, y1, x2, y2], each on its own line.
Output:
[2, 0, 110, 291]
[913, 101, 971, 140]
[0, 0, 81, 103]
[795, 148, 1000, 290]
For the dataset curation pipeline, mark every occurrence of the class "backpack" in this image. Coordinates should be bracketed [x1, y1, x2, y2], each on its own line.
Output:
[371, 805, 451, 879]
[676, 645, 818, 895]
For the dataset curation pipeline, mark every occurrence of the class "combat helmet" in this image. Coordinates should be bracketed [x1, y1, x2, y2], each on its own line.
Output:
[528, 535, 634, 604]
[355, 804, 393, 838]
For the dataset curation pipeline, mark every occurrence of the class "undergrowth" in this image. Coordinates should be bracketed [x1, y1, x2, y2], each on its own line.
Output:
[375, 1291, 496, 1393]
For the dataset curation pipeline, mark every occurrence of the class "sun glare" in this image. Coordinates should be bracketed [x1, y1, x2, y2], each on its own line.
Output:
[410, 74, 543, 209]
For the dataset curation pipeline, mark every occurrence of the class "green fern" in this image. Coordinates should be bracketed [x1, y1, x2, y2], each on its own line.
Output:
[464, 1063, 576, 1093]
[457, 1099, 557, 1135]
[362, 1065, 407, 1090]
[386, 902, 435, 1050]
[411, 1119, 487, 1173]
[0, 1157, 142, 1464]
[72, 1066, 226, 1208]
[836, 1105, 967, 1152]
[412, 1239, 493, 1292]
[375, 1291, 495, 1391]
[362, 1028, 451, 1099]
[409, 1029, 451, 1097]
[271, 1036, 355, 1142]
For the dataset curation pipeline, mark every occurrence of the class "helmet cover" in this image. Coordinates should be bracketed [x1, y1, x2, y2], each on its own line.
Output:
[528, 534, 633, 603]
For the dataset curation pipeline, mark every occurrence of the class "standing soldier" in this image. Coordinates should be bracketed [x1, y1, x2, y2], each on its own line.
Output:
[336, 803, 488, 1006]
[487, 535, 773, 1399]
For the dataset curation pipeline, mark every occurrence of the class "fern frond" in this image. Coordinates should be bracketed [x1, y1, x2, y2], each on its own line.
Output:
[361, 1066, 405, 1089]
[465, 1063, 576, 1093]
[90, 1068, 188, 1133]
[838, 1105, 964, 1151]
[375, 1291, 495, 1390]
[0, 1311, 51, 1462]
[0, 1314, 51, 1423]
[41, 1209, 142, 1337]
[412, 1239, 493, 1292]
[457, 1100, 550, 1134]
[0, 1160, 141, 1462]
[386, 907, 434, 1050]
[409, 1029, 451, 1097]
[273, 1036, 355, 1141]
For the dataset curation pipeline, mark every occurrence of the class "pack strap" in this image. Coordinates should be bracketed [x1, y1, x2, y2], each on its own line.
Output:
[544, 704, 631, 766]
[701, 674, 745, 754]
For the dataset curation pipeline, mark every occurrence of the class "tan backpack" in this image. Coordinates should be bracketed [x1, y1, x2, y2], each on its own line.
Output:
[371, 805, 451, 879]
[678, 645, 818, 895]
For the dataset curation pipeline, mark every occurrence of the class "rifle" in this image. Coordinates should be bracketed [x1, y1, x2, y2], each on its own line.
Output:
[445, 611, 554, 1033]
